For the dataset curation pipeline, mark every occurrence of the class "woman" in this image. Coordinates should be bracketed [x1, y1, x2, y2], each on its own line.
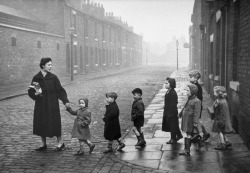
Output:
[162, 77, 183, 144]
[28, 57, 70, 151]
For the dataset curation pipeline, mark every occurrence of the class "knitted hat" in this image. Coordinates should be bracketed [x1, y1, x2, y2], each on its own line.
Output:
[79, 98, 88, 107]
[187, 84, 198, 96]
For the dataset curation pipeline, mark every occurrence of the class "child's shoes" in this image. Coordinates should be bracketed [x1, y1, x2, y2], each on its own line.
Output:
[74, 150, 84, 156]
[117, 143, 126, 151]
[89, 144, 95, 154]
[103, 148, 113, 154]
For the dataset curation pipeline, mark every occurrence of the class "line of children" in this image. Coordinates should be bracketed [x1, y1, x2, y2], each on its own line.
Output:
[65, 72, 232, 156]
[66, 88, 146, 155]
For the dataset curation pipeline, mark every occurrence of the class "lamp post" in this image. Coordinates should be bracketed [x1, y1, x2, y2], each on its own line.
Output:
[176, 40, 179, 70]
[69, 27, 75, 81]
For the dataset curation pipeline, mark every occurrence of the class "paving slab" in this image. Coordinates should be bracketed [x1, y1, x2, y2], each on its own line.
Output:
[147, 119, 162, 124]
[116, 151, 163, 160]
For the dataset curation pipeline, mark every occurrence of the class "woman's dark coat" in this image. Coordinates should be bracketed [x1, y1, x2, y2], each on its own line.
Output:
[131, 98, 145, 127]
[28, 71, 69, 137]
[162, 89, 179, 132]
[103, 101, 121, 140]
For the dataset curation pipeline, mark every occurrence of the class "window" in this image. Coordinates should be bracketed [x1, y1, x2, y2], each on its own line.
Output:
[37, 41, 41, 48]
[57, 43, 60, 50]
[11, 37, 16, 46]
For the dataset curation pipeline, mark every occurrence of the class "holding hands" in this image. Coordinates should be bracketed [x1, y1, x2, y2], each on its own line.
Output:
[65, 102, 71, 109]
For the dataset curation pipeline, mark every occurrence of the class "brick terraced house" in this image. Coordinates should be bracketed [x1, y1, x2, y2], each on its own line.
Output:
[190, 0, 250, 148]
[0, 0, 143, 86]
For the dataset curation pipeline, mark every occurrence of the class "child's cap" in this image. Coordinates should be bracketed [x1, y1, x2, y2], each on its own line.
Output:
[132, 88, 142, 95]
[79, 98, 88, 107]
[214, 86, 227, 98]
[189, 70, 201, 79]
[106, 92, 118, 100]
[187, 84, 198, 96]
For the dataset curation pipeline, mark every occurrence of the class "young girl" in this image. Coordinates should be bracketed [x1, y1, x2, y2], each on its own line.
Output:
[66, 98, 95, 155]
[162, 78, 182, 144]
[212, 86, 233, 150]
[179, 84, 201, 155]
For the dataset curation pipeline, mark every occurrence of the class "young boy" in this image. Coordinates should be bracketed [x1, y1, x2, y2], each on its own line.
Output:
[102, 92, 125, 153]
[131, 88, 146, 146]
[189, 70, 210, 144]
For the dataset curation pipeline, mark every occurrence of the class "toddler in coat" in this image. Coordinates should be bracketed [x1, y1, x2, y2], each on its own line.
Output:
[102, 92, 125, 153]
[212, 86, 234, 150]
[66, 98, 95, 155]
[179, 84, 201, 155]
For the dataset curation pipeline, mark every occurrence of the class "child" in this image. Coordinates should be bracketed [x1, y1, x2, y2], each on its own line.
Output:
[66, 98, 95, 155]
[179, 84, 201, 155]
[131, 88, 146, 146]
[212, 86, 233, 150]
[188, 70, 210, 144]
[102, 92, 125, 153]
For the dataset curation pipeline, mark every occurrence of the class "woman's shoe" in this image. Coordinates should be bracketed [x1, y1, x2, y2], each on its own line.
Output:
[35, 145, 47, 151]
[74, 150, 84, 156]
[166, 139, 177, 144]
[55, 143, 65, 151]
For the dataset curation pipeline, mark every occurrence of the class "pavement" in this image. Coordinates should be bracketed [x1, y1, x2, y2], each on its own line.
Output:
[1, 67, 250, 173]
[114, 69, 250, 173]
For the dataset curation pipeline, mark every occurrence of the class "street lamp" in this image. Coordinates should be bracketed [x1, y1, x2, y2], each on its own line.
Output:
[176, 40, 179, 70]
[69, 26, 75, 81]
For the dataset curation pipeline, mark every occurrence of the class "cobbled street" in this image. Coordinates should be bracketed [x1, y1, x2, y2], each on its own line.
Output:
[0, 66, 173, 173]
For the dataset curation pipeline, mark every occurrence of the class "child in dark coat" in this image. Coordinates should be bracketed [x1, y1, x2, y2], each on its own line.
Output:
[66, 98, 95, 155]
[102, 92, 125, 153]
[212, 86, 234, 150]
[131, 88, 146, 146]
[189, 70, 210, 144]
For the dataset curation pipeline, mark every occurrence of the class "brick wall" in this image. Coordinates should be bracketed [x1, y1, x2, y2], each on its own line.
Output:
[0, 26, 66, 86]
[192, 0, 250, 148]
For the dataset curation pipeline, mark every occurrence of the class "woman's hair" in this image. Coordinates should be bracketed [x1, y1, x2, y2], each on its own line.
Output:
[189, 70, 201, 80]
[39, 57, 52, 69]
[166, 77, 176, 88]
[106, 92, 118, 100]
[214, 86, 227, 98]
